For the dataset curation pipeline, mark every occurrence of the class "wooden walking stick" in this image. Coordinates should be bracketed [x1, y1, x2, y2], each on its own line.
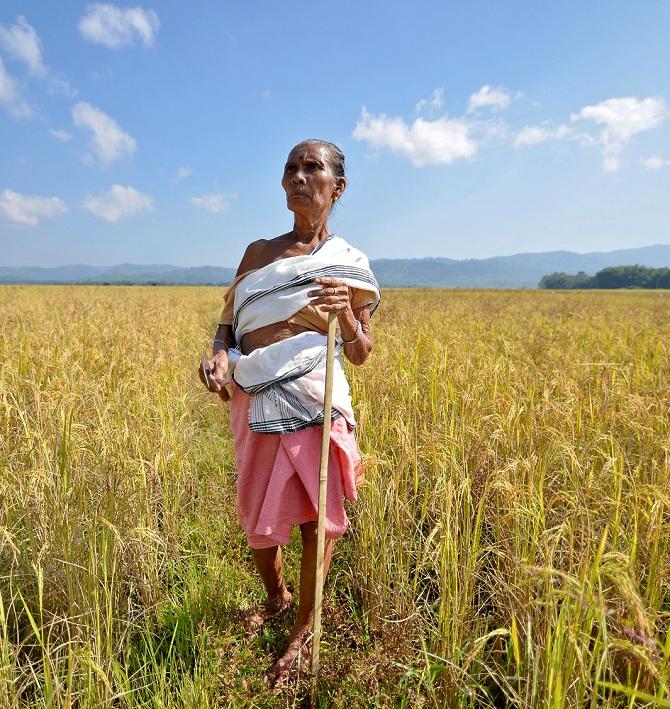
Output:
[311, 311, 338, 683]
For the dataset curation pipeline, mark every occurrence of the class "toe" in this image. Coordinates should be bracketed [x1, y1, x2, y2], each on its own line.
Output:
[264, 658, 289, 688]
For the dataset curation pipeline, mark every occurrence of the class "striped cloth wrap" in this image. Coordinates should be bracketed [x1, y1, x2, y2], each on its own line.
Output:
[228, 236, 381, 434]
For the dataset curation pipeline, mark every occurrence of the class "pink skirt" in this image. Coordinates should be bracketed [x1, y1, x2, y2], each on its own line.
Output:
[229, 381, 364, 549]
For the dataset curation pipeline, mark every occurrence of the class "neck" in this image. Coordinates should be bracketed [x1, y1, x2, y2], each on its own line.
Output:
[291, 212, 331, 246]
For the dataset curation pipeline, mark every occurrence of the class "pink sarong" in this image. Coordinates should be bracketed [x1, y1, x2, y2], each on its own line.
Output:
[230, 381, 364, 549]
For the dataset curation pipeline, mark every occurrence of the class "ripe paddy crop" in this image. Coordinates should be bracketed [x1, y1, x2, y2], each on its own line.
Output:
[0, 285, 669, 707]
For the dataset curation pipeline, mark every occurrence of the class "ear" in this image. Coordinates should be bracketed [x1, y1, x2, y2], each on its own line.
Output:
[333, 176, 347, 200]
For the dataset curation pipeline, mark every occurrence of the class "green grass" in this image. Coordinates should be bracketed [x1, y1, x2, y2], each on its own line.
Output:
[1, 285, 669, 707]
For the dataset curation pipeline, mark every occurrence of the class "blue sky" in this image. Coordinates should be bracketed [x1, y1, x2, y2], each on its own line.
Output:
[1, 1, 669, 267]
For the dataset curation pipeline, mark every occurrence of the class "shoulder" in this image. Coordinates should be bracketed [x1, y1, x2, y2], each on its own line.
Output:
[329, 236, 370, 267]
[236, 232, 298, 274]
[236, 239, 269, 275]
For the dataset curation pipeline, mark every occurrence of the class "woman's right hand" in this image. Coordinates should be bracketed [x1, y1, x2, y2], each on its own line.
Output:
[199, 350, 230, 401]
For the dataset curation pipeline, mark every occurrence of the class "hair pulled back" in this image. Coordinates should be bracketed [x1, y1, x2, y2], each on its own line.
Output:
[290, 139, 346, 185]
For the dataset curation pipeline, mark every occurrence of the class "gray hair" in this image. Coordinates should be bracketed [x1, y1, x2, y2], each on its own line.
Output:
[290, 139, 346, 182]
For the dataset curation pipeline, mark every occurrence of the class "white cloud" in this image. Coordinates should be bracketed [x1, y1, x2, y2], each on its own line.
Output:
[642, 155, 669, 170]
[571, 96, 666, 144]
[353, 107, 476, 167]
[84, 184, 153, 223]
[0, 16, 75, 97]
[47, 75, 76, 97]
[603, 156, 621, 172]
[467, 85, 511, 113]
[72, 101, 136, 165]
[78, 4, 160, 49]
[0, 57, 33, 118]
[0, 189, 68, 225]
[473, 117, 509, 142]
[514, 124, 571, 147]
[571, 96, 667, 171]
[50, 128, 72, 142]
[415, 87, 444, 113]
[191, 193, 235, 213]
[0, 16, 45, 77]
[570, 132, 597, 147]
[174, 166, 193, 180]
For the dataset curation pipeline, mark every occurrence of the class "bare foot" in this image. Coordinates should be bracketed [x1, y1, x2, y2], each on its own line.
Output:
[240, 586, 293, 635]
[264, 622, 312, 688]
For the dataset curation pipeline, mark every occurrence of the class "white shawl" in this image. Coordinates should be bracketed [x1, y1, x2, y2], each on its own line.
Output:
[227, 236, 380, 434]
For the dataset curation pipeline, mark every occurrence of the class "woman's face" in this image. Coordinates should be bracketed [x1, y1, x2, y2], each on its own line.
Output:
[282, 144, 343, 217]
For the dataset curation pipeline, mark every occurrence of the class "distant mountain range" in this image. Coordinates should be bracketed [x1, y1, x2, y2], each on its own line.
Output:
[2, 244, 669, 288]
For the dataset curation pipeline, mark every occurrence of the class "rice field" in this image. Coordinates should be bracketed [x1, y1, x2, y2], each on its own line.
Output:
[1, 284, 669, 707]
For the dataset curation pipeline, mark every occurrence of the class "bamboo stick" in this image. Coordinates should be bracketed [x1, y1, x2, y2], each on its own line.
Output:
[311, 311, 337, 681]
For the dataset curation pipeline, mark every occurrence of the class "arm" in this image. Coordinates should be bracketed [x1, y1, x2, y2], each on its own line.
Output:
[207, 323, 236, 400]
[199, 240, 268, 398]
[199, 326, 232, 400]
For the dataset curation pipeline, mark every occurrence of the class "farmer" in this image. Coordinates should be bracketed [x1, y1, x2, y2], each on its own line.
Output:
[199, 139, 380, 685]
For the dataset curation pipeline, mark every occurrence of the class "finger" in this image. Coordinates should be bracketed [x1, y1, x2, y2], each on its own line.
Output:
[309, 296, 349, 306]
[313, 280, 346, 290]
[320, 303, 348, 313]
[208, 378, 222, 392]
[318, 300, 349, 310]
[309, 284, 337, 292]
[312, 281, 346, 293]
[218, 388, 230, 402]
[313, 277, 340, 286]
[308, 289, 348, 301]
[201, 363, 214, 383]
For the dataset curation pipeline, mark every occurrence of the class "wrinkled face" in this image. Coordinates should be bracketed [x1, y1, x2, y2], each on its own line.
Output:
[281, 144, 343, 216]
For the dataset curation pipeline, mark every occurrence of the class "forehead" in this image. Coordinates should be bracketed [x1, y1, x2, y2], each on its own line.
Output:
[286, 144, 329, 164]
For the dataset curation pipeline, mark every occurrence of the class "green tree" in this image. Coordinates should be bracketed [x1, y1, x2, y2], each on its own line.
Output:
[539, 264, 670, 289]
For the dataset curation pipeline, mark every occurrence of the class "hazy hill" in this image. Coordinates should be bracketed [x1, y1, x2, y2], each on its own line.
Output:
[0, 264, 237, 285]
[370, 244, 670, 287]
[1, 244, 669, 288]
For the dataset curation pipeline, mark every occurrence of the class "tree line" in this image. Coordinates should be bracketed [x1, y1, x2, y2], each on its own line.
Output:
[538, 264, 670, 289]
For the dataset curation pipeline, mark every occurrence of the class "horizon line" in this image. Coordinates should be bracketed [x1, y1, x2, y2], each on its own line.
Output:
[2, 242, 669, 271]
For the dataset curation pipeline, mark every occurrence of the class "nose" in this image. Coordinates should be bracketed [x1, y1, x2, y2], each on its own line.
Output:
[292, 168, 306, 184]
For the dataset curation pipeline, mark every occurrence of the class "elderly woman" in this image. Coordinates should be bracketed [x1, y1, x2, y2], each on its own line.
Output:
[200, 139, 380, 685]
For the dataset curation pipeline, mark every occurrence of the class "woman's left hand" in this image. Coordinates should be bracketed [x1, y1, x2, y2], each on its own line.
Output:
[307, 277, 351, 313]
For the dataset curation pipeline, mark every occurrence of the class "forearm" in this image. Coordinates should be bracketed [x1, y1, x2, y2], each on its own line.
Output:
[200, 324, 234, 400]
[213, 324, 235, 355]
[338, 309, 372, 366]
